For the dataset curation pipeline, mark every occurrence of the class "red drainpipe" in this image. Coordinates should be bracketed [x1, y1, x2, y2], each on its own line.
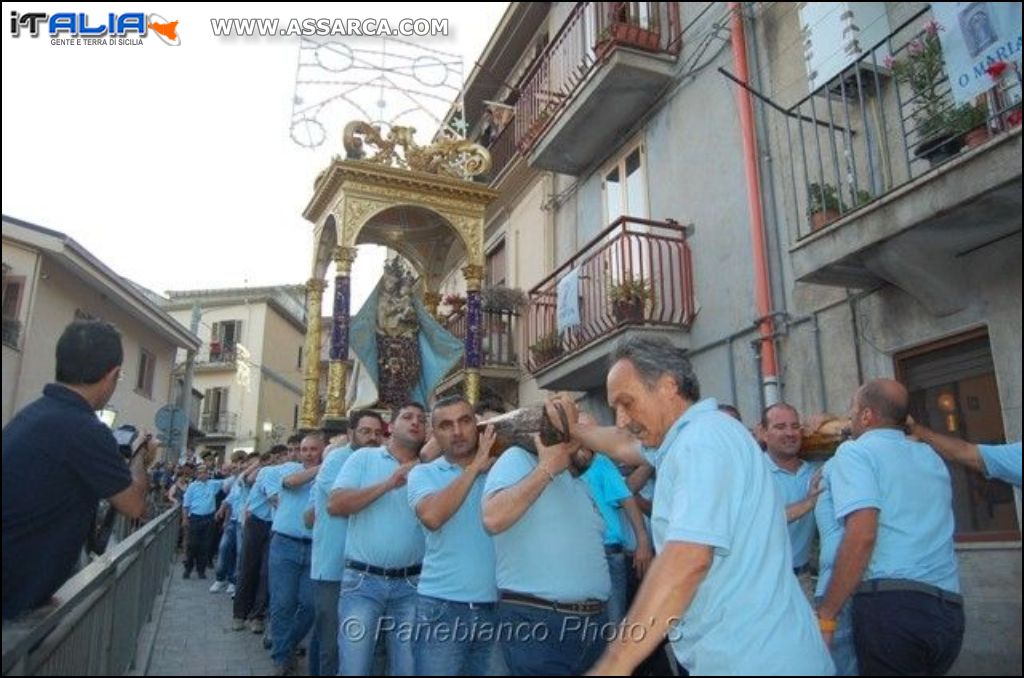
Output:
[729, 1, 779, 403]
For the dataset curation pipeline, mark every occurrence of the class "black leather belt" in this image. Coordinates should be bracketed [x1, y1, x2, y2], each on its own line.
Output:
[347, 559, 421, 578]
[274, 531, 312, 545]
[500, 590, 606, 615]
[856, 578, 963, 606]
[604, 544, 624, 555]
[793, 563, 812, 576]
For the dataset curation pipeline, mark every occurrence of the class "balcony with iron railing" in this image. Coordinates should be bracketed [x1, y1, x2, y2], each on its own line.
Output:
[526, 216, 696, 390]
[516, 2, 681, 174]
[435, 307, 522, 399]
[781, 7, 1022, 314]
[195, 343, 238, 371]
[199, 411, 237, 438]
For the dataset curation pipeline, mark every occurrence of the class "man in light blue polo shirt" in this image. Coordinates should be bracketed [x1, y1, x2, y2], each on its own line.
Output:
[909, 420, 1022, 488]
[761, 403, 823, 596]
[813, 460, 858, 676]
[268, 432, 324, 676]
[307, 410, 384, 677]
[232, 444, 289, 634]
[329, 402, 427, 676]
[483, 415, 610, 676]
[181, 464, 224, 579]
[564, 336, 833, 676]
[407, 395, 503, 676]
[818, 379, 962, 676]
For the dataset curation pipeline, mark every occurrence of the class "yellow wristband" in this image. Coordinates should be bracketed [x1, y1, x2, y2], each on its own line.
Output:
[817, 616, 837, 633]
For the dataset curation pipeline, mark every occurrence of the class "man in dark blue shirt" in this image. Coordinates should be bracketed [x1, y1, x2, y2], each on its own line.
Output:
[2, 319, 156, 620]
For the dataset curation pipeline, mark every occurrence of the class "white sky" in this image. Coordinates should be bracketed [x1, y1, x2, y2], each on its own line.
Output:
[2, 2, 507, 314]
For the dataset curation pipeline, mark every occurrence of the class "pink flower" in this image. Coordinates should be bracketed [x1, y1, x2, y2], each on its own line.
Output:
[986, 60, 1009, 79]
[1007, 107, 1022, 128]
[883, 56, 895, 69]
[923, 20, 942, 36]
[908, 39, 924, 56]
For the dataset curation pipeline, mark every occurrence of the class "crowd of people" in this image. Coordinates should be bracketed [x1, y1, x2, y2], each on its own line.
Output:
[4, 320, 1021, 677]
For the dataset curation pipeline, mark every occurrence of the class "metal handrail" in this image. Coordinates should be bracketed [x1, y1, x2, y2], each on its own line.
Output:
[2, 507, 180, 675]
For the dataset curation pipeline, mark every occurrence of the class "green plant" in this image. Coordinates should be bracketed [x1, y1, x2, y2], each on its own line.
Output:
[608, 277, 653, 304]
[529, 332, 563, 358]
[806, 182, 842, 216]
[887, 21, 954, 140]
[947, 100, 989, 134]
[481, 285, 527, 312]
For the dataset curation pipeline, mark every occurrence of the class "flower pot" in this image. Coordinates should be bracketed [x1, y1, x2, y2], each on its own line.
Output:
[612, 299, 646, 323]
[963, 125, 990, 148]
[914, 133, 964, 166]
[810, 208, 842, 231]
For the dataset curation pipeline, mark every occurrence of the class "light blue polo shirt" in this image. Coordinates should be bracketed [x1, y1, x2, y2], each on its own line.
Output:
[619, 474, 654, 552]
[248, 464, 287, 522]
[182, 478, 221, 517]
[225, 478, 247, 523]
[979, 442, 1022, 487]
[332, 447, 424, 568]
[831, 428, 959, 593]
[272, 461, 312, 539]
[484, 446, 610, 602]
[311, 445, 354, 581]
[651, 398, 834, 675]
[766, 456, 822, 568]
[407, 457, 497, 602]
[583, 454, 632, 546]
[813, 460, 843, 597]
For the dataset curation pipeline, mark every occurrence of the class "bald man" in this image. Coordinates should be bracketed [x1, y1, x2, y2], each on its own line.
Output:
[817, 379, 963, 676]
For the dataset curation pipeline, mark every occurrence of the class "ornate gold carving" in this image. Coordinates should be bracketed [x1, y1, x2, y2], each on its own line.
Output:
[465, 370, 481, 406]
[324, 360, 349, 419]
[422, 291, 442, 319]
[300, 282, 325, 429]
[462, 264, 486, 291]
[343, 120, 491, 178]
[332, 246, 359, 275]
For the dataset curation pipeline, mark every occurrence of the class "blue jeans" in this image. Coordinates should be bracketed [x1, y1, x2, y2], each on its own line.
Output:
[215, 519, 239, 584]
[606, 551, 628, 625]
[309, 579, 340, 676]
[268, 534, 315, 667]
[413, 595, 507, 676]
[337, 568, 418, 676]
[815, 596, 858, 676]
[497, 601, 609, 676]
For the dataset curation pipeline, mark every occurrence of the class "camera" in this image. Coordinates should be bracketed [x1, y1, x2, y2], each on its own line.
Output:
[112, 424, 146, 460]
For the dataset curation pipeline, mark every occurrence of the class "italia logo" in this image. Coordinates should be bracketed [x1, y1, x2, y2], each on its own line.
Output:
[9, 11, 181, 45]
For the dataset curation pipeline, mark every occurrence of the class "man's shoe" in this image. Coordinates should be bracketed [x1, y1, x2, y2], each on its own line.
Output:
[182, 570, 191, 580]
[225, 583, 236, 597]
[248, 618, 265, 634]
[209, 580, 225, 593]
[232, 618, 247, 631]
[197, 571, 207, 579]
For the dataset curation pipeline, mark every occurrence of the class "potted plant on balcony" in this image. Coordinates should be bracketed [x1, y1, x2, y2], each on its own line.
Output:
[529, 331, 563, 365]
[806, 181, 843, 231]
[887, 21, 964, 165]
[609, 277, 653, 323]
[948, 99, 990, 148]
[481, 285, 527, 313]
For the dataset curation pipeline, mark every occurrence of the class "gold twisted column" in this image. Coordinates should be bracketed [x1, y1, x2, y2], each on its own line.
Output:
[323, 246, 358, 425]
[300, 278, 327, 430]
